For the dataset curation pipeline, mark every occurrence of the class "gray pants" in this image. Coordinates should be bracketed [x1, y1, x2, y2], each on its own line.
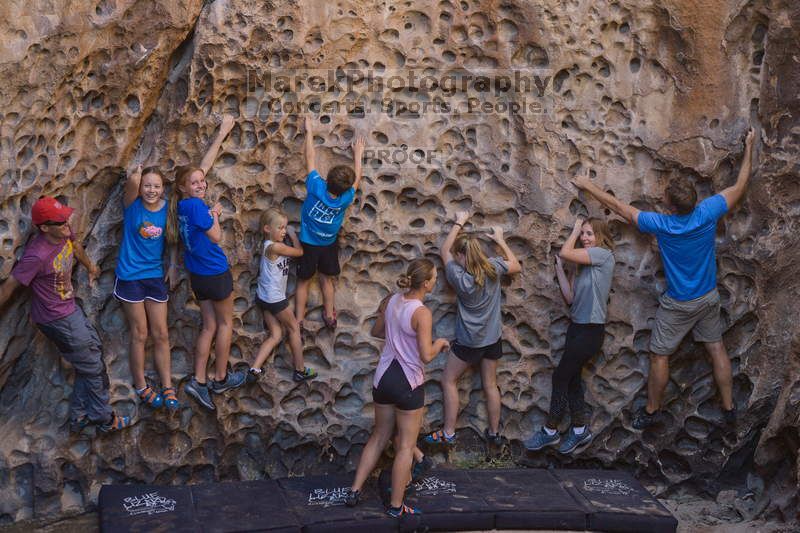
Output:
[37, 307, 112, 424]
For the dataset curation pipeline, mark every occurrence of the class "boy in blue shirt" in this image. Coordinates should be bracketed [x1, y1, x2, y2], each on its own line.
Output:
[295, 116, 365, 331]
[573, 128, 755, 430]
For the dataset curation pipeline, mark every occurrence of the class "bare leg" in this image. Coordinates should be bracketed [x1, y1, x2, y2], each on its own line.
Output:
[480, 358, 501, 434]
[275, 307, 304, 371]
[350, 404, 396, 492]
[252, 310, 283, 369]
[413, 447, 424, 463]
[441, 353, 471, 435]
[319, 273, 336, 321]
[646, 354, 670, 413]
[121, 301, 149, 390]
[195, 300, 217, 384]
[391, 408, 424, 508]
[705, 340, 734, 410]
[295, 277, 312, 323]
[144, 299, 172, 388]
[212, 294, 234, 380]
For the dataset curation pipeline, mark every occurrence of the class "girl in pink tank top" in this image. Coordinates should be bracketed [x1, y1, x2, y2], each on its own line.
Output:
[346, 259, 449, 518]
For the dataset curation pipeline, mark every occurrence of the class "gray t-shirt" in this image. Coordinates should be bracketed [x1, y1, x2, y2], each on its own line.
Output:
[570, 247, 614, 324]
[446, 257, 509, 347]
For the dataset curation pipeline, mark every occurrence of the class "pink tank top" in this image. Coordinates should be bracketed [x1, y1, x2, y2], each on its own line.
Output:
[374, 293, 425, 390]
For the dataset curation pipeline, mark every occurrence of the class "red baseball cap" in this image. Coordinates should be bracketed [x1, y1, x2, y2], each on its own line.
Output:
[32, 196, 74, 225]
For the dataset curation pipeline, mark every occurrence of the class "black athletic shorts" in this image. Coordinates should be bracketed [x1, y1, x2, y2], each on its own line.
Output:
[297, 241, 340, 279]
[190, 270, 233, 301]
[372, 359, 424, 410]
[256, 297, 289, 315]
[452, 339, 502, 365]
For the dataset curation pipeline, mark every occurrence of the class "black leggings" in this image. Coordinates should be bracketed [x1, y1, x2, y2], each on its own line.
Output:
[546, 322, 605, 428]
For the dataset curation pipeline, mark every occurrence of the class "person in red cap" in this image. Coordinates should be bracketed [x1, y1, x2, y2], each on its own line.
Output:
[0, 196, 132, 433]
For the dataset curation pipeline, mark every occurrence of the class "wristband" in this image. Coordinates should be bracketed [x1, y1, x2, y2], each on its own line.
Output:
[453, 222, 463, 228]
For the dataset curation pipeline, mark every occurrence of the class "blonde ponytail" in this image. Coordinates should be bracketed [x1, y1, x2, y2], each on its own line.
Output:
[452, 235, 497, 287]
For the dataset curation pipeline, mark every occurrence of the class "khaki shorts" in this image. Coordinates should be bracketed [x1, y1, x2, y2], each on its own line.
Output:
[650, 288, 723, 355]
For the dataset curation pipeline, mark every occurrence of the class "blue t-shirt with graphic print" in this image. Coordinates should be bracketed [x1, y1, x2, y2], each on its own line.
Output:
[637, 194, 728, 301]
[116, 198, 167, 281]
[299, 169, 355, 246]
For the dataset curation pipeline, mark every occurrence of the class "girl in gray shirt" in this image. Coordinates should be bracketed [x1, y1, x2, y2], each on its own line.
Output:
[524, 217, 614, 454]
[424, 211, 521, 446]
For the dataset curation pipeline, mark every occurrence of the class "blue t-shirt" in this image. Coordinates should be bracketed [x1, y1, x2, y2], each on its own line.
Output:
[637, 194, 728, 301]
[115, 198, 167, 281]
[178, 197, 229, 276]
[299, 169, 355, 246]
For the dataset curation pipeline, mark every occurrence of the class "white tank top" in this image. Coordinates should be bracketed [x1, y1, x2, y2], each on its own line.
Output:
[256, 240, 291, 303]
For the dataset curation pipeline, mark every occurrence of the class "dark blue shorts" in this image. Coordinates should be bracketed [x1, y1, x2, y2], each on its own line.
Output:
[113, 277, 168, 303]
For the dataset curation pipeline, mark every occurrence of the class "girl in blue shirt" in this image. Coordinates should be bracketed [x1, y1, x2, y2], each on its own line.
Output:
[168, 115, 246, 411]
[115, 164, 179, 411]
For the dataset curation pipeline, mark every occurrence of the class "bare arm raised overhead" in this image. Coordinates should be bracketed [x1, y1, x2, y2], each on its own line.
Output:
[199, 115, 235, 176]
[351, 135, 366, 192]
[488, 226, 522, 275]
[123, 164, 143, 208]
[572, 169, 640, 225]
[720, 128, 755, 210]
[304, 115, 316, 174]
[558, 218, 592, 266]
[440, 211, 470, 265]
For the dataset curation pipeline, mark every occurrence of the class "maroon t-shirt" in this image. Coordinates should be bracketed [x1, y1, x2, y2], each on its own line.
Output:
[11, 234, 77, 324]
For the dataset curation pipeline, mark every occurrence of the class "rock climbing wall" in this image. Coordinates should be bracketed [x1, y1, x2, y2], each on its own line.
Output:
[0, 0, 798, 524]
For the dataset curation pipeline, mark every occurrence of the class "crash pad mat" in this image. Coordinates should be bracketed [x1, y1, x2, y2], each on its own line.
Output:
[99, 468, 676, 532]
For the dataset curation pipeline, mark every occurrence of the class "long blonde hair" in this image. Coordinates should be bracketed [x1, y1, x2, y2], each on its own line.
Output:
[168, 166, 203, 248]
[579, 217, 614, 250]
[451, 234, 497, 287]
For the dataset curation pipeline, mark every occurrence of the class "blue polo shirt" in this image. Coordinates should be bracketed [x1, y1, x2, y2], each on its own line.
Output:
[637, 194, 728, 301]
[299, 169, 355, 246]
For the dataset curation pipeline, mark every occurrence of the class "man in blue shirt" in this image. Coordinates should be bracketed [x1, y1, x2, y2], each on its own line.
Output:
[573, 129, 755, 430]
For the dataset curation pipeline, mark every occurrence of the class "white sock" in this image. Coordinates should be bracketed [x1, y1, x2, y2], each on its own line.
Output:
[443, 430, 455, 439]
[250, 367, 262, 374]
[543, 426, 557, 436]
[573, 426, 586, 435]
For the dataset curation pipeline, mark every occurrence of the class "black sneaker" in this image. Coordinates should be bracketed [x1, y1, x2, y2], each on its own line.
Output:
[632, 406, 659, 430]
[345, 489, 360, 507]
[209, 369, 247, 394]
[723, 405, 737, 426]
[484, 428, 503, 446]
[411, 455, 434, 482]
[185, 378, 215, 410]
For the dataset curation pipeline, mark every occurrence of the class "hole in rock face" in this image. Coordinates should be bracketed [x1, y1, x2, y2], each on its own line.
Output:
[629, 57, 641, 73]
[125, 95, 140, 115]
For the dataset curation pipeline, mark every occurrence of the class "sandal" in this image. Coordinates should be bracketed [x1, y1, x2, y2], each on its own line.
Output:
[99, 411, 134, 433]
[162, 387, 180, 411]
[137, 385, 163, 409]
[423, 429, 456, 446]
[386, 503, 420, 518]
